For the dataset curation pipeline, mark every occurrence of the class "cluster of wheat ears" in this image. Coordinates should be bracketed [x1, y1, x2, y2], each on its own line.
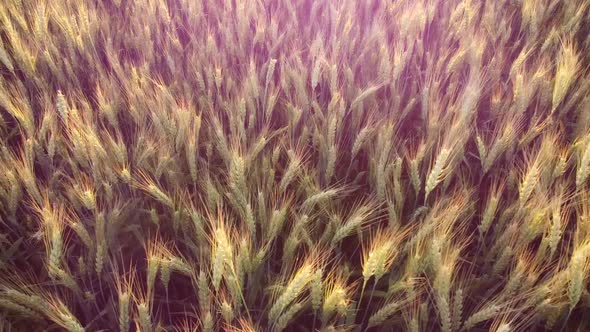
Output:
[0, 0, 589, 331]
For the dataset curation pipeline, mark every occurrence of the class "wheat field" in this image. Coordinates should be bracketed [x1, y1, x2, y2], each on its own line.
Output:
[0, 0, 589, 331]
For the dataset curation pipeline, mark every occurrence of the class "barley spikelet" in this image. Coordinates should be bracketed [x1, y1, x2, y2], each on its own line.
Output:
[202, 311, 214, 332]
[279, 150, 301, 193]
[311, 269, 323, 312]
[332, 204, 372, 245]
[351, 126, 372, 159]
[221, 299, 234, 324]
[425, 148, 451, 199]
[351, 84, 385, 109]
[160, 259, 171, 291]
[362, 231, 399, 290]
[567, 250, 586, 309]
[4, 289, 47, 315]
[146, 255, 159, 298]
[118, 292, 130, 332]
[519, 163, 540, 205]
[137, 302, 152, 332]
[576, 139, 590, 189]
[451, 288, 464, 332]
[437, 295, 452, 332]
[56, 90, 69, 120]
[95, 213, 106, 275]
[368, 301, 399, 327]
[275, 301, 305, 331]
[69, 222, 92, 249]
[269, 262, 314, 323]
[463, 305, 500, 330]
[552, 39, 579, 112]
[198, 270, 210, 314]
[0, 299, 39, 318]
[212, 226, 233, 291]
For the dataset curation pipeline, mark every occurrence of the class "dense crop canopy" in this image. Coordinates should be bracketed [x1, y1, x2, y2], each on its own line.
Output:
[0, 0, 590, 331]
